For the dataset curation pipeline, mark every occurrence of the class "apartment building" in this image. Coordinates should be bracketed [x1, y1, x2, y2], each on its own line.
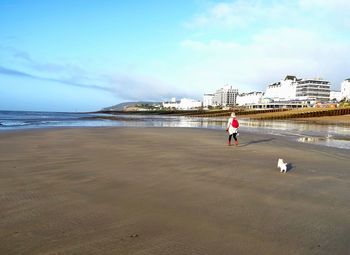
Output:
[213, 85, 239, 106]
[264, 75, 330, 102]
[296, 78, 330, 102]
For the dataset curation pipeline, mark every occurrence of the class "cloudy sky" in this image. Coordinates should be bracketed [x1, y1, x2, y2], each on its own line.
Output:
[1, 0, 349, 111]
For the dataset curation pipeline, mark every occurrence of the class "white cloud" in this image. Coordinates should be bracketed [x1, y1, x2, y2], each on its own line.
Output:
[185, 0, 350, 36]
[178, 0, 350, 94]
[107, 73, 188, 101]
[180, 39, 240, 52]
[299, 0, 350, 10]
[179, 27, 350, 92]
[185, 1, 251, 28]
[0, 46, 188, 102]
[184, 1, 296, 30]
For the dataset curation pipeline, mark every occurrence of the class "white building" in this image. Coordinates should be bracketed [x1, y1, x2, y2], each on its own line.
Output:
[296, 78, 330, 102]
[237, 92, 264, 106]
[213, 85, 239, 106]
[203, 93, 214, 107]
[264, 75, 331, 103]
[178, 98, 202, 110]
[330, 90, 342, 102]
[162, 97, 201, 110]
[264, 75, 298, 101]
[162, 97, 180, 109]
[341, 78, 350, 101]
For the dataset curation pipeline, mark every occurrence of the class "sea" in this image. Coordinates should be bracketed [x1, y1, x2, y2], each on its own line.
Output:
[1, 110, 350, 149]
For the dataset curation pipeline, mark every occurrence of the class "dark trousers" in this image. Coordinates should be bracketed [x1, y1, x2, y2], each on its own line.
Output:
[229, 133, 238, 143]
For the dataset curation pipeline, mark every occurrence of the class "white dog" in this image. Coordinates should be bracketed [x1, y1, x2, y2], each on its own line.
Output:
[277, 158, 288, 173]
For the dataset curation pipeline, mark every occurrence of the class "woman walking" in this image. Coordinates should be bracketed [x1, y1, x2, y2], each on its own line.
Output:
[226, 112, 239, 146]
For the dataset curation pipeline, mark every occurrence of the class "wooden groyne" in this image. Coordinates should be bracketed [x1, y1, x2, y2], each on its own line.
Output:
[188, 109, 289, 118]
[252, 107, 350, 120]
[97, 107, 350, 120]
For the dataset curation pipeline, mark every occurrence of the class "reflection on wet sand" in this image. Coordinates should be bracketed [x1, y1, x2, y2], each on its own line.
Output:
[298, 137, 322, 143]
[172, 117, 350, 149]
[93, 114, 350, 149]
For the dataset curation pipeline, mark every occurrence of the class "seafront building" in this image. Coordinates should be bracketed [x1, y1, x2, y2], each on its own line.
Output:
[235, 75, 331, 109]
[237, 92, 264, 106]
[200, 75, 342, 110]
[264, 75, 331, 103]
[178, 98, 202, 110]
[264, 75, 298, 102]
[203, 93, 214, 107]
[296, 78, 331, 102]
[330, 90, 342, 102]
[213, 85, 239, 106]
[162, 97, 201, 110]
[162, 97, 179, 109]
[341, 78, 350, 100]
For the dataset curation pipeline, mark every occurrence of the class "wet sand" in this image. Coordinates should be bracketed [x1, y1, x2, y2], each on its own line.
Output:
[294, 114, 350, 125]
[0, 127, 349, 254]
[239, 111, 350, 126]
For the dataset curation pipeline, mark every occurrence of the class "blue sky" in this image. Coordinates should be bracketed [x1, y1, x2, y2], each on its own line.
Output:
[1, 0, 350, 111]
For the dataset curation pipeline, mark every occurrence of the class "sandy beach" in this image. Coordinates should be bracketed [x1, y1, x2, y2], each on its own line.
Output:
[0, 127, 349, 254]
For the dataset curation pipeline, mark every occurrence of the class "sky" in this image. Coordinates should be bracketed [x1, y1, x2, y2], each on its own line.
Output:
[1, 0, 350, 112]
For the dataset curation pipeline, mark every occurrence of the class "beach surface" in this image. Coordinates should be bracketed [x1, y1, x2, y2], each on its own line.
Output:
[0, 127, 349, 254]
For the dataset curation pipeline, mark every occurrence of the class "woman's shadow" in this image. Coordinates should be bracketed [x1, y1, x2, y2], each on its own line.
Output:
[239, 138, 275, 147]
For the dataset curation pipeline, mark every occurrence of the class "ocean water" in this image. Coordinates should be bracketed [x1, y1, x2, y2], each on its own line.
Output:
[0, 111, 106, 129]
[1, 110, 350, 149]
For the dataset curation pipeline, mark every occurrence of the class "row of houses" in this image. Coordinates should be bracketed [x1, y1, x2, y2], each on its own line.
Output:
[162, 76, 350, 110]
[204, 76, 350, 108]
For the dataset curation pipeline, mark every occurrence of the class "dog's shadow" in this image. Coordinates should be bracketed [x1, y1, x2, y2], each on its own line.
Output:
[239, 138, 275, 147]
[286, 163, 294, 172]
